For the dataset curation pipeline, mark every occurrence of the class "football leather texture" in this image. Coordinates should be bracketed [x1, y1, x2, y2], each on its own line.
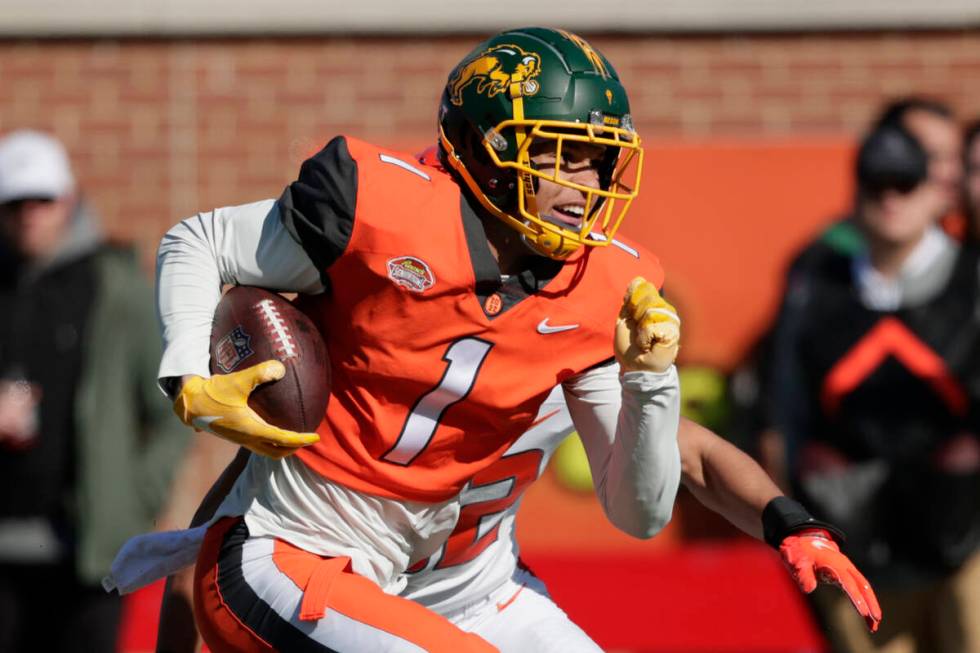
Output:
[209, 286, 329, 433]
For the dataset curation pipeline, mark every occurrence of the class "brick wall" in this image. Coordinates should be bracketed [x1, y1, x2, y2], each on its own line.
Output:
[1, 31, 979, 263]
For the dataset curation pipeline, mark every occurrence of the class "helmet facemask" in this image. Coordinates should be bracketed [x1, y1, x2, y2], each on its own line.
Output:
[495, 119, 642, 258]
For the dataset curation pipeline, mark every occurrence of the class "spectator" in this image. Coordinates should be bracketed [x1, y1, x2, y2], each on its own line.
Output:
[0, 130, 189, 653]
[749, 97, 963, 484]
[761, 120, 980, 652]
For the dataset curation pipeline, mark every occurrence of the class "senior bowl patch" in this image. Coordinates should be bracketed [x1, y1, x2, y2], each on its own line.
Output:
[387, 256, 435, 293]
[215, 325, 254, 373]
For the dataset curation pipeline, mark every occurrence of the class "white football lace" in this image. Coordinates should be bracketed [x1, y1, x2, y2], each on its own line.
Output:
[257, 299, 298, 359]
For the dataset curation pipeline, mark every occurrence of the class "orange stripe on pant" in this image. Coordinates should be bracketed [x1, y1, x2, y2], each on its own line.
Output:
[193, 517, 498, 653]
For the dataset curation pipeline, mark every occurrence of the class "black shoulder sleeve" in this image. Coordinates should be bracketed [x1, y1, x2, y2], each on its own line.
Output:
[277, 136, 357, 272]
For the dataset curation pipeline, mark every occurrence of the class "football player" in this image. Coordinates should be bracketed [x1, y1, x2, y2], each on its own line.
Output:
[152, 27, 681, 652]
[112, 27, 879, 652]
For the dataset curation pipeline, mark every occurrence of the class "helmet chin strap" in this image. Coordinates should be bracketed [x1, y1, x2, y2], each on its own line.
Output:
[521, 226, 563, 257]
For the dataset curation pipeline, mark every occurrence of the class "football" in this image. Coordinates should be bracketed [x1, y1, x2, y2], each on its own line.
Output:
[209, 286, 330, 432]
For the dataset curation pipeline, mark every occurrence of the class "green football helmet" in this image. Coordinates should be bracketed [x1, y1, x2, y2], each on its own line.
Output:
[438, 27, 643, 259]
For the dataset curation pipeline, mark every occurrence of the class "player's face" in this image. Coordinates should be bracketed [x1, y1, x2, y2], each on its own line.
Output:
[529, 141, 606, 232]
[0, 196, 74, 260]
[903, 110, 963, 216]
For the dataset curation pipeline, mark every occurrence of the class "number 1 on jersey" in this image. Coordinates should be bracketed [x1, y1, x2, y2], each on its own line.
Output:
[382, 337, 493, 465]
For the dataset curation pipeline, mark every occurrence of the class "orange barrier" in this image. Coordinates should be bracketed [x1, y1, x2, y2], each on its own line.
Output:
[628, 137, 854, 369]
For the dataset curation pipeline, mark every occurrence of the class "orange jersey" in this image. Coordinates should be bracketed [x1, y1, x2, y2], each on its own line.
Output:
[286, 136, 663, 502]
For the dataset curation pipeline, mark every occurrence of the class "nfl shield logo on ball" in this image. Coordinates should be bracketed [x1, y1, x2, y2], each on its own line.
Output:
[387, 256, 435, 293]
[215, 326, 254, 373]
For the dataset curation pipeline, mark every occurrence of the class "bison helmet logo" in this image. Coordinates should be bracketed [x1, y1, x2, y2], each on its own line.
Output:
[448, 44, 542, 106]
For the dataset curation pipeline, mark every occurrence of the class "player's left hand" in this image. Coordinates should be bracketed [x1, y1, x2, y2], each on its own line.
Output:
[779, 528, 882, 632]
[614, 276, 680, 373]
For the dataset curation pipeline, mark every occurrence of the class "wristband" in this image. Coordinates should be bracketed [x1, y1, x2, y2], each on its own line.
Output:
[762, 496, 846, 548]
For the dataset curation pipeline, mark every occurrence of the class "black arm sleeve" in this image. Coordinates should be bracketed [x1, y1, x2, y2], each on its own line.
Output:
[277, 136, 358, 274]
[762, 496, 846, 547]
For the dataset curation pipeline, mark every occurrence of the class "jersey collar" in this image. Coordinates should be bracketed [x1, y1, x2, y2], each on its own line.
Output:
[459, 193, 562, 293]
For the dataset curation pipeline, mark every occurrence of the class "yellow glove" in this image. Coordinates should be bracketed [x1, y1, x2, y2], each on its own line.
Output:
[173, 360, 320, 459]
[614, 276, 681, 373]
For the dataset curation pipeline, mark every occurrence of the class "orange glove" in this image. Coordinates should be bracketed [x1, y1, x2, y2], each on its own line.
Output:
[780, 528, 882, 633]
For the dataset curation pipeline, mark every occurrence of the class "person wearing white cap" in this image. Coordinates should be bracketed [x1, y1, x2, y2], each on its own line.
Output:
[0, 130, 75, 199]
[0, 130, 77, 261]
[0, 130, 189, 653]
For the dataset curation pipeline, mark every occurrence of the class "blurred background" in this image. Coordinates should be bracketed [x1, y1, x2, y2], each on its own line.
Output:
[2, 1, 980, 652]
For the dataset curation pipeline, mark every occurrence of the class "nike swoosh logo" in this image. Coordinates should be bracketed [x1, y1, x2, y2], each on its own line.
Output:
[191, 415, 222, 432]
[537, 318, 579, 334]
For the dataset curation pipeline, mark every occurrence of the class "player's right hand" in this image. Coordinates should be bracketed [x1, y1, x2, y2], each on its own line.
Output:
[614, 276, 680, 373]
[173, 360, 320, 459]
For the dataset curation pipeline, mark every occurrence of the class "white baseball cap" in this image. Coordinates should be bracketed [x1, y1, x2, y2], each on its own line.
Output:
[0, 130, 76, 204]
